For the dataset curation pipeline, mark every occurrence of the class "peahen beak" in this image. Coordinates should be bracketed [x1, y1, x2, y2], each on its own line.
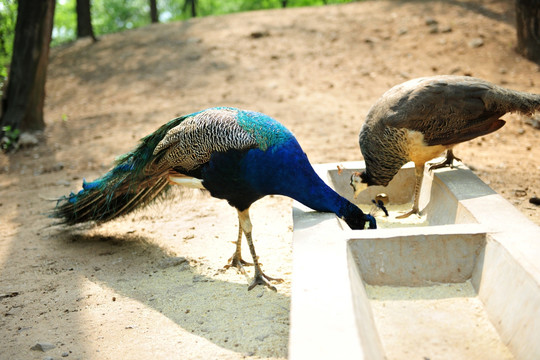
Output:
[350, 172, 368, 199]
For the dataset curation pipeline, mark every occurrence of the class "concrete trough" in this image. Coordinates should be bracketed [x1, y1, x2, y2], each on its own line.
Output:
[289, 161, 540, 360]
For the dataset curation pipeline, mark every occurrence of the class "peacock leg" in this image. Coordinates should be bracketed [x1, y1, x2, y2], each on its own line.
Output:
[237, 208, 284, 291]
[396, 163, 424, 219]
[429, 149, 462, 171]
[224, 217, 253, 275]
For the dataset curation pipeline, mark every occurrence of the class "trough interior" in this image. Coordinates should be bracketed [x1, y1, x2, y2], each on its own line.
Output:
[326, 163, 489, 226]
[336, 164, 513, 359]
[347, 232, 514, 360]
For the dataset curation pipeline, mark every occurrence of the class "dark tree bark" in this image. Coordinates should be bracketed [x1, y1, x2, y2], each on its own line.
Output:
[150, 0, 159, 23]
[515, 0, 540, 62]
[183, 0, 197, 18]
[0, 0, 55, 137]
[281, 1, 288, 7]
[76, 0, 97, 41]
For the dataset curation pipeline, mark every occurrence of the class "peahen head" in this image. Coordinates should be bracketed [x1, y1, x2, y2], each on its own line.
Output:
[350, 171, 374, 199]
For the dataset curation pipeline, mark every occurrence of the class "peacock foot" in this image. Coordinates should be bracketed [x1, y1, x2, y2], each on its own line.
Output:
[224, 254, 253, 275]
[248, 268, 284, 292]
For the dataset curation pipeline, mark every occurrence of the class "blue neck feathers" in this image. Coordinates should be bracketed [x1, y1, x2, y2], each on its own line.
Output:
[242, 137, 356, 218]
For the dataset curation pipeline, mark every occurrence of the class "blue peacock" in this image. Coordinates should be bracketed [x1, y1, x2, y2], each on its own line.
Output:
[53, 107, 376, 290]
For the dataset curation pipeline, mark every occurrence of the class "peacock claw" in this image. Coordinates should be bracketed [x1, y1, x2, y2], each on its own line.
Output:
[226, 256, 254, 268]
[248, 271, 284, 292]
[224, 256, 254, 276]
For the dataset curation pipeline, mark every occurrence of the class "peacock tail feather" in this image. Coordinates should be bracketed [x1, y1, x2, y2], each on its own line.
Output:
[52, 113, 191, 225]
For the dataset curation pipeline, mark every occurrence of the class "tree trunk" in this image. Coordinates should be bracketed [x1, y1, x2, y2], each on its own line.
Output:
[76, 0, 97, 41]
[183, 0, 197, 18]
[0, 0, 55, 136]
[191, 0, 197, 17]
[515, 0, 540, 62]
[150, 0, 159, 23]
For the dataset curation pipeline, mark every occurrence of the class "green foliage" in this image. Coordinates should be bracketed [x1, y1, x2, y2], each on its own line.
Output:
[53, 0, 77, 45]
[1, 125, 20, 151]
[52, 0, 355, 43]
[92, 0, 150, 36]
[0, 0, 16, 95]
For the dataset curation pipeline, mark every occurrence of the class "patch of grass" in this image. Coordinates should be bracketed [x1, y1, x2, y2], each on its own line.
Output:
[1, 125, 20, 151]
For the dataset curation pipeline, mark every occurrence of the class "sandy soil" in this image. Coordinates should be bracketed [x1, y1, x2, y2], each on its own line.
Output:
[1, 1, 539, 359]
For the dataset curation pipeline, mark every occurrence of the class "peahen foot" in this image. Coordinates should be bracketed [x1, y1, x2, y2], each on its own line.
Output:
[396, 208, 421, 219]
[429, 149, 462, 171]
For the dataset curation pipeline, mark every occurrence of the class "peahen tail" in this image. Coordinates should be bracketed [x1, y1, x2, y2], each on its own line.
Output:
[490, 87, 540, 116]
[52, 115, 187, 225]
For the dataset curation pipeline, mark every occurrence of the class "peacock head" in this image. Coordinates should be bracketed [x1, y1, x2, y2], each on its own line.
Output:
[350, 171, 373, 199]
[342, 205, 377, 230]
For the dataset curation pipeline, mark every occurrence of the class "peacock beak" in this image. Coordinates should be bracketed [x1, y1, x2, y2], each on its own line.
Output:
[350, 172, 368, 199]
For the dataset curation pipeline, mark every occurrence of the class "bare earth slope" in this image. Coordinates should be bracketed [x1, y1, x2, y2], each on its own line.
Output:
[1, 1, 539, 359]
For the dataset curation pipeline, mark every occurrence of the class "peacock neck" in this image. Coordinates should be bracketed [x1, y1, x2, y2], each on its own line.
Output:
[243, 138, 355, 219]
[288, 175, 354, 218]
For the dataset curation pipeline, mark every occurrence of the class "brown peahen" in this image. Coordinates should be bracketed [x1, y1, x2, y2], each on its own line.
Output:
[350, 75, 540, 218]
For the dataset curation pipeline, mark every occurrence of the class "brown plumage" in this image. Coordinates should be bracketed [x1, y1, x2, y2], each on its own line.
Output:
[351, 75, 540, 218]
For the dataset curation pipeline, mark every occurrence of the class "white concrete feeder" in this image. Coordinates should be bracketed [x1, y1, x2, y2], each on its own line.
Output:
[289, 161, 540, 360]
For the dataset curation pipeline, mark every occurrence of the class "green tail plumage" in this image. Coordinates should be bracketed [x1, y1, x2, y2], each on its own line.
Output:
[52, 115, 189, 225]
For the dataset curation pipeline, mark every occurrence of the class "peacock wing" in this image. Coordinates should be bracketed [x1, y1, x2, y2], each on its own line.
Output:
[152, 108, 258, 172]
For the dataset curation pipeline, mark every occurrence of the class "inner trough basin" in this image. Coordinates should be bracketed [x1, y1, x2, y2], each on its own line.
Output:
[289, 161, 540, 360]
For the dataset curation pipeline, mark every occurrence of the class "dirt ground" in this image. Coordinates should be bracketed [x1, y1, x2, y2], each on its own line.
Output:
[1, 1, 539, 359]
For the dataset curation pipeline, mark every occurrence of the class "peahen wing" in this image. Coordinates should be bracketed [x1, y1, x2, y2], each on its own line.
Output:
[380, 76, 506, 146]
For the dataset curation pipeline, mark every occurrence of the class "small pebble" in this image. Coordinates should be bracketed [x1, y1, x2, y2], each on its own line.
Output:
[157, 256, 188, 269]
[56, 179, 71, 187]
[186, 53, 201, 61]
[440, 25, 452, 33]
[30, 342, 55, 352]
[52, 162, 65, 172]
[255, 334, 270, 341]
[364, 37, 378, 44]
[425, 17, 438, 26]
[250, 30, 269, 38]
[469, 38, 484, 48]
[18, 133, 39, 147]
[525, 115, 540, 129]
[514, 189, 527, 197]
[529, 197, 540, 205]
